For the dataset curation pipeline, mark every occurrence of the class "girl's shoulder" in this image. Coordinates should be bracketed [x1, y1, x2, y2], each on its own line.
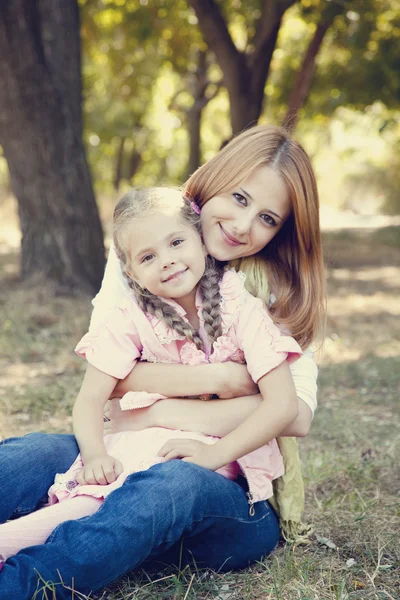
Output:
[219, 268, 264, 306]
[219, 267, 247, 298]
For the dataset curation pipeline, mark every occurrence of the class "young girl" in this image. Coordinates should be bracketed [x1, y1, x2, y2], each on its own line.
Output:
[0, 186, 301, 561]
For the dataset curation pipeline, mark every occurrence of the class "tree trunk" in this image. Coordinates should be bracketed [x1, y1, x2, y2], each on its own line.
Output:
[229, 92, 263, 135]
[113, 137, 126, 191]
[185, 50, 207, 178]
[128, 150, 142, 181]
[282, 20, 332, 131]
[186, 106, 202, 178]
[0, 0, 105, 293]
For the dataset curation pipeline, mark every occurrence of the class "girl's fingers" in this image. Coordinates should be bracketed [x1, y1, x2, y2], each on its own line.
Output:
[102, 464, 116, 485]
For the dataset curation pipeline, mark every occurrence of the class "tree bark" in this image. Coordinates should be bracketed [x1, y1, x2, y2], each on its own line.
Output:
[282, 20, 332, 131]
[0, 0, 105, 293]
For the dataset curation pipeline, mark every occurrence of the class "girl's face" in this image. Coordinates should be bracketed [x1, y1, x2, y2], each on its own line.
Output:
[200, 165, 291, 261]
[125, 210, 206, 304]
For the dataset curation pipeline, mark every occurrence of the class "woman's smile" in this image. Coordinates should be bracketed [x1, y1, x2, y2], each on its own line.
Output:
[218, 224, 244, 247]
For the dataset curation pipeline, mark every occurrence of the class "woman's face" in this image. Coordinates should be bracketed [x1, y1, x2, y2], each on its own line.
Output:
[200, 165, 291, 261]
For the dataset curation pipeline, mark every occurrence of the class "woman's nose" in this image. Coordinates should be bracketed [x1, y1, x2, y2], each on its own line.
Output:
[232, 215, 252, 238]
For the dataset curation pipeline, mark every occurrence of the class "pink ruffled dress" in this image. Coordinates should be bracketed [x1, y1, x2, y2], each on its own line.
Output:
[49, 270, 302, 505]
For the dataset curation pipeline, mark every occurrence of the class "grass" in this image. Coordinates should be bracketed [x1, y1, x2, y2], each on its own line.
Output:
[0, 226, 399, 599]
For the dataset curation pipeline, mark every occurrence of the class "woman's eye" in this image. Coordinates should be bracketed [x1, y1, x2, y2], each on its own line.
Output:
[232, 193, 247, 206]
[171, 238, 184, 247]
[260, 214, 276, 226]
[141, 254, 154, 263]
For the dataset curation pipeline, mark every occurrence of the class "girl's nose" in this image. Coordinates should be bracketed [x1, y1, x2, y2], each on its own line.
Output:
[161, 254, 175, 269]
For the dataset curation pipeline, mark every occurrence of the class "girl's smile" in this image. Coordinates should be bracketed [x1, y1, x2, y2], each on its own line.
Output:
[161, 267, 189, 283]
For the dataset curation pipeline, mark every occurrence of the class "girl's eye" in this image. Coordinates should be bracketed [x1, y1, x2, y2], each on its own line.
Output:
[171, 238, 184, 247]
[232, 192, 247, 206]
[260, 214, 276, 226]
[141, 254, 154, 263]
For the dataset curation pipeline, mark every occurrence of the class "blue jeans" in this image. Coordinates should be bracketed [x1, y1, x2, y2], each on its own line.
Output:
[0, 433, 280, 599]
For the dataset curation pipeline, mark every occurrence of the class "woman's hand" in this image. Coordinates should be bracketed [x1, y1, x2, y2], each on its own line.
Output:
[77, 454, 123, 486]
[103, 399, 153, 434]
[158, 439, 223, 471]
[216, 362, 258, 399]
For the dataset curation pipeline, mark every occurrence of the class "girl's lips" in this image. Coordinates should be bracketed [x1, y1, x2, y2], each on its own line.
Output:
[162, 268, 188, 283]
[219, 224, 243, 247]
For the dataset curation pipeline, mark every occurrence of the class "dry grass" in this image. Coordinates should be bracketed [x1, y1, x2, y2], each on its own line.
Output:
[0, 224, 399, 600]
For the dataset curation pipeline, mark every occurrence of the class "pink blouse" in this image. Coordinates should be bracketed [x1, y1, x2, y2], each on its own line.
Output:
[76, 269, 301, 385]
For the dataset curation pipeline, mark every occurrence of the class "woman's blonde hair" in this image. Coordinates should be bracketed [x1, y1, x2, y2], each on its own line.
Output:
[113, 187, 223, 351]
[184, 125, 325, 349]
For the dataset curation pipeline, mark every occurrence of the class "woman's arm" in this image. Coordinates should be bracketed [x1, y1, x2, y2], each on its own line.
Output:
[159, 361, 299, 470]
[113, 361, 258, 399]
[73, 364, 122, 485]
[89, 245, 130, 332]
[150, 392, 311, 438]
[106, 386, 311, 438]
[288, 349, 318, 429]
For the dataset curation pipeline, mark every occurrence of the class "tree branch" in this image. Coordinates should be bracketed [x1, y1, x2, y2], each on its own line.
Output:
[252, 0, 297, 61]
[282, 20, 332, 131]
[188, 0, 247, 94]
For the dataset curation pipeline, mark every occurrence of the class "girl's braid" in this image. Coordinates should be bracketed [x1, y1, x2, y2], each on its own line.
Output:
[199, 256, 224, 346]
[122, 270, 204, 350]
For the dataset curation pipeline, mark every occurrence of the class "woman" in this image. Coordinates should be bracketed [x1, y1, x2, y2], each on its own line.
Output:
[0, 125, 324, 599]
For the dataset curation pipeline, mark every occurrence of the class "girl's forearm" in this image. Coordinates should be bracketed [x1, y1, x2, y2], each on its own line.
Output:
[73, 399, 107, 461]
[211, 362, 299, 466]
[114, 362, 223, 398]
[73, 365, 118, 461]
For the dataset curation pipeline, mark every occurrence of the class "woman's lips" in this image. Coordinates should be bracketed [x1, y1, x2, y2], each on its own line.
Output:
[219, 224, 243, 247]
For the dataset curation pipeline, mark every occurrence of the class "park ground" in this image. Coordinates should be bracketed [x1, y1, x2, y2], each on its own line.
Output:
[0, 199, 399, 599]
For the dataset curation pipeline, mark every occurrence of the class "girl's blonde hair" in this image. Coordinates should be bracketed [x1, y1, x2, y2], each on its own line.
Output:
[184, 125, 325, 349]
[113, 187, 223, 351]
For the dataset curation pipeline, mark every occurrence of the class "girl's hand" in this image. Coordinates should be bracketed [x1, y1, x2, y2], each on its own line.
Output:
[158, 439, 223, 471]
[77, 454, 123, 486]
[217, 362, 258, 399]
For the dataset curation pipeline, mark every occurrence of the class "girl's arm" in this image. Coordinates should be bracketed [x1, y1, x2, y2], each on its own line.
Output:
[159, 361, 299, 470]
[73, 364, 122, 485]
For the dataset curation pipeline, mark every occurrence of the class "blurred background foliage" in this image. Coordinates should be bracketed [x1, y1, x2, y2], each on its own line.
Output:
[1, 0, 399, 214]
